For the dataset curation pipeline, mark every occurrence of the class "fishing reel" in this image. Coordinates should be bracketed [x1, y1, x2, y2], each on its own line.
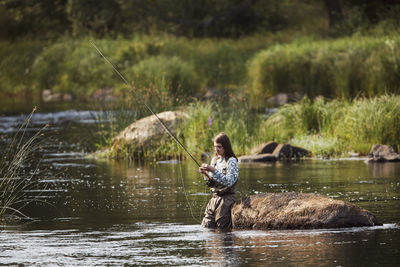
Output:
[205, 179, 216, 187]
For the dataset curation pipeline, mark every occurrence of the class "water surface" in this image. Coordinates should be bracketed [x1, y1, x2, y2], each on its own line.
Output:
[1, 110, 399, 266]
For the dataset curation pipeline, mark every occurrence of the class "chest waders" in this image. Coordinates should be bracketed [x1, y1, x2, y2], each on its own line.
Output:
[201, 160, 237, 229]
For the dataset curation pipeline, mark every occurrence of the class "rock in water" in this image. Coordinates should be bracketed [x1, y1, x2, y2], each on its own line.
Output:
[368, 144, 400, 162]
[232, 192, 381, 229]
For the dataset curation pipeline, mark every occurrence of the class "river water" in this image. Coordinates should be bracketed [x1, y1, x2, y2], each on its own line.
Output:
[1, 109, 399, 266]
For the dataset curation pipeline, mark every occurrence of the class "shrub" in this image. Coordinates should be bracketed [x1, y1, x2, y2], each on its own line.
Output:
[335, 94, 400, 154]
[248, 35, 400, 108]
[0, 41, 43, 95]
[126, 55, 203, 105]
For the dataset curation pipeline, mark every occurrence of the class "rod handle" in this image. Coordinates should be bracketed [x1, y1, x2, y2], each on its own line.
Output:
[203, 172, 212, 180]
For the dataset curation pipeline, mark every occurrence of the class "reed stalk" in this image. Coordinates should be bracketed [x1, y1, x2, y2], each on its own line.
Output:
[0, 108, 47, 221]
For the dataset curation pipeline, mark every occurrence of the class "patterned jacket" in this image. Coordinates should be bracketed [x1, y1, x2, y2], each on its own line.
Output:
[209, 156, 239, 187]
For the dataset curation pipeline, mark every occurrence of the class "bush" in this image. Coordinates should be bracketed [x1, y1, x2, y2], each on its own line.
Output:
[0, 41, 43, 95]
[248, 35, 400, 108]
[32, 38, 122, 96]
[259, 97, 343, 142]
[335, 95, 400, 154]
[260, 95, 400, 156]
[126, 55, 203, 105]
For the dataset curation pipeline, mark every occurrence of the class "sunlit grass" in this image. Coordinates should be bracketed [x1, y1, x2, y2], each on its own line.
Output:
[0, 108, 47, 221]
[262, 94, 400, 156]
[248, 35, 400, 108]
[96, 94, 400, 160]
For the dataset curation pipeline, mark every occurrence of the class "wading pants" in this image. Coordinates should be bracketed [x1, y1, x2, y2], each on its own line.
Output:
[201, 193, 236, 229]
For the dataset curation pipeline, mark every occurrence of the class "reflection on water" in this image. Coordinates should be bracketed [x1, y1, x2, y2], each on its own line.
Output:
[1, 110, 400, 266]
[1, 222, 399, 266]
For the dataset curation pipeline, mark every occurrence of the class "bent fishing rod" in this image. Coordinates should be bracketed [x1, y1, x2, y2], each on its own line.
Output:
[90, 40, 210, 179]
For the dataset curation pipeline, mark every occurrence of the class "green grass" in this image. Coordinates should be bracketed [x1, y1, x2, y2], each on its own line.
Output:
[2, 31, 400, 106]
[263, 95, 400, 156]
[0, 34, 275, 100]
[101, 95, 400, 160]
[0, 108, 47, 221]
[248, 35, 400, 108]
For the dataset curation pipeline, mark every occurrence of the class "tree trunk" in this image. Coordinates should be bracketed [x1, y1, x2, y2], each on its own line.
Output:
[324, 0, 344, 29]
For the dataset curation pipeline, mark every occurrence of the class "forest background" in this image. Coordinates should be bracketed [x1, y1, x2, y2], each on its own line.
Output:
[1, 0, 400, 158]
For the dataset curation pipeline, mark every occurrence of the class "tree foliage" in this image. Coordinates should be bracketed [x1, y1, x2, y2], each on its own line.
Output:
[1, 0, 399, 39]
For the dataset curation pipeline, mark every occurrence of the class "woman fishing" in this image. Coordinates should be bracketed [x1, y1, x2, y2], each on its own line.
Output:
[199, 132, 239, 229]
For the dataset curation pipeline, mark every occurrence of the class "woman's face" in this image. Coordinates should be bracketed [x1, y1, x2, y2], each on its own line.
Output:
[214, 142, 225, 157]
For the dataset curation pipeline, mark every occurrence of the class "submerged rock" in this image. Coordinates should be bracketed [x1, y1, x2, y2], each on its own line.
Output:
[232, 192, 381, 229]
[368, 144, 400, 162]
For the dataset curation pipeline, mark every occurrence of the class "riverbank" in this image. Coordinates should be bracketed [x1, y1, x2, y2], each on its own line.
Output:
[95, 94, 400, 160]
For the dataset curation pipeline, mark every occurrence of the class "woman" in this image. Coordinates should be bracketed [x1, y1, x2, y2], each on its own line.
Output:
[199, 132, 239, 229]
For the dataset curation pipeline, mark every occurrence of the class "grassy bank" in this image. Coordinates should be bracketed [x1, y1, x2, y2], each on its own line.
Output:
[264, 95, 400, 156]
[100, 94, 400, 160]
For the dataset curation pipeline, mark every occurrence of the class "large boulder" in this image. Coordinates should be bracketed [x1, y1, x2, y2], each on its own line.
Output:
[368, 144, 400, 162]
[239, 143, 310, 163]
[250, 141, 278, 155]
[232, 192, 381, 229]
[113, 110, 188, 151]
[273, 144, 310, 159]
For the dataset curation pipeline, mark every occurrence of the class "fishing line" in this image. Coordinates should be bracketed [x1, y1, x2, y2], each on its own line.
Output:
[89, 40, 205, 171]
[177, 160, 198, 222]
[90, 40, 211, 221]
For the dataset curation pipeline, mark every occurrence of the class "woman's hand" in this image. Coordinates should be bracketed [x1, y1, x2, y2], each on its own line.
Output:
[199, 164, 215, 174]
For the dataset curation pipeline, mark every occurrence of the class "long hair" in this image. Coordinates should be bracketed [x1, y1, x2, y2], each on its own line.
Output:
[213, 132, 237, 161]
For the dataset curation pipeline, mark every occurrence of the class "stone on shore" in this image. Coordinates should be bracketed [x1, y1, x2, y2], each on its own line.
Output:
[368, 144, 400, 162]
[239, 142, 310, 163]
[113, 110, 188, 152]
[250, 141, 278, 155]
[272, 144, 310, 159]
[42, 89, 74, 102]
[232, 192, 381, 229]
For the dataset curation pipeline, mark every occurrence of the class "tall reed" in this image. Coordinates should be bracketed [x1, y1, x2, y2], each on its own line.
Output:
[0, 108, 46, 221]
[334, 95, 400, 154]
[261, 95, 400, 156]
[96, 95, 400, 159]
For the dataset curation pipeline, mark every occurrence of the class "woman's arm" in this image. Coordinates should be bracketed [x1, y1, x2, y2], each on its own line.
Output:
[211, 157, 238, 187]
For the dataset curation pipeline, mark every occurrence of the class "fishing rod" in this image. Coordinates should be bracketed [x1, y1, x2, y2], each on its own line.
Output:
[90, 40, 210, 178]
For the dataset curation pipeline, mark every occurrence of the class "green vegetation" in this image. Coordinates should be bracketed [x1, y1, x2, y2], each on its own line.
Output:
[0, 35, 274, 97]
[262, 95, 400, 156]
[101, 95, 400, 160]
[1, 0, 400, 161]
[2, 0, 400, 101]
[248, 35, 400, 108]
[0, 109, 46, 221]
[1, 32, 400, 104]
